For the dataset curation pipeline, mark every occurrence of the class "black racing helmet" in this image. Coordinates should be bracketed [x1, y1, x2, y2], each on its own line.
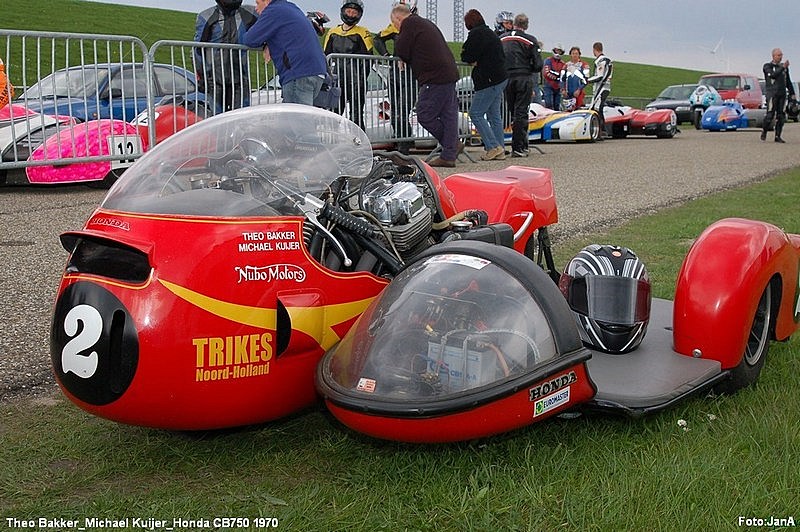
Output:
[495, 11, 513, 33]
[216, 0, 243, 11]
[559, 244, 651, 353]
[341, 0, 364, 25]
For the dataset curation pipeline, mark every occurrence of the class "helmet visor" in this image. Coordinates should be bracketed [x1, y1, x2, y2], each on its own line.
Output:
[562, 275, 651, 325]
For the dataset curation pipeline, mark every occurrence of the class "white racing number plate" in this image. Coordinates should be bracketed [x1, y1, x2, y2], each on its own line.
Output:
[107, 134, 143, 169]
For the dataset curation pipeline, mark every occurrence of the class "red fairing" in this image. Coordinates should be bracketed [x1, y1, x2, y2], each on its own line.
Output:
[52, 212, 388, 430]
[628, 109, 676, 128]
[673, 218, 800, 368]
[324, 363, 595, 444]
[136, 104, 203, 146]
[419, 163, 459, 219]
[440, 166, 558, 254]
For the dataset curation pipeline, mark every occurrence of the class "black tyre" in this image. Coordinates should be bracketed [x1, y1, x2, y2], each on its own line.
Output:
[715, 285, 772, 394]
[88, 167, 125, 189]
[693, 108, 704, 129]
[187, 101, 210, 120]
[588, 114, 600, 141]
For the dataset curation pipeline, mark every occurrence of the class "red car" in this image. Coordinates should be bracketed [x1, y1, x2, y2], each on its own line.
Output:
[698, 73, 763, 109]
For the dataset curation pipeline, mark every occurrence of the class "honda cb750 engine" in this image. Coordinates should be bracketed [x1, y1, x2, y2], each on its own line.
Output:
[361, 178, 432, 254]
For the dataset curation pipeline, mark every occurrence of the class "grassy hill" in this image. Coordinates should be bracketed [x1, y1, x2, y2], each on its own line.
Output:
[3, 0, 709, 100]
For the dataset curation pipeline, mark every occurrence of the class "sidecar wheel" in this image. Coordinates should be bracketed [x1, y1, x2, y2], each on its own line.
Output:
[715, 284, 772, 394]
[693, 108, 703, 130]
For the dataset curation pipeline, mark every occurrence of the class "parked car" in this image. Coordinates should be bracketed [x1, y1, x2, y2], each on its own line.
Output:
[645, 83, 698, 124]
[765, 80, 800, 121]
[787, 82, 800, 121]
[697, 73, 762, 109]
[17, 63, 213, 122]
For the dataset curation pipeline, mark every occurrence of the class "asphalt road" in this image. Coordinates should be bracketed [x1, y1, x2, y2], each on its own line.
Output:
[2, 126, 799, 401]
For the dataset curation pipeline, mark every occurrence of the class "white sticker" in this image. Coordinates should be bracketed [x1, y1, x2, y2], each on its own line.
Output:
[107, 134, 143, 169]
[533, 386, 571, 418]
[423, 254, 491, 270]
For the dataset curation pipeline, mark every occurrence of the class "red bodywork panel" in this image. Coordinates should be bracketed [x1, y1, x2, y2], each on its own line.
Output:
[674, 218, 800, 369]
[440, 166, 558, 253]
[136, 104, 203, 146]
[53, 211, 388, 430]
[604, 108, 677, 137]
[324, 363, 595, 444]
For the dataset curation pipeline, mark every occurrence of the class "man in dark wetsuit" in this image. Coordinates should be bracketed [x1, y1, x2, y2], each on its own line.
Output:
[762, 48, 795, 143]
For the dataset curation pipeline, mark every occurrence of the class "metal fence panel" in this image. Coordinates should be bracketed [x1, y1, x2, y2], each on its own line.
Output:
[1, 29, 149, 183]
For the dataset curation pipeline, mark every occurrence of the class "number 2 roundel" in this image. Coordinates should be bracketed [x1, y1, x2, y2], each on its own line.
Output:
[51, 282, 139, 406]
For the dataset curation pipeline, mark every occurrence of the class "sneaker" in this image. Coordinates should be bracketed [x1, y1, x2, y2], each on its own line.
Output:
[761, 131, 767, 141]
[511, 150, 528, 157]
[479, 146, 505, 161]
[775, 137, 786, 143]
[428, 157, 456, 168]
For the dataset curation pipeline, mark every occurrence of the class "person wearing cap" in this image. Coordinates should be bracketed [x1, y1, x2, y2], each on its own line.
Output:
[542, 43, 566, 110]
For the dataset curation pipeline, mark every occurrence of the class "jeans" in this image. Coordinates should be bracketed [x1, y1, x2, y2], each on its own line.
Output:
[282, 75, 324, 106]
[543, 84, 561, 110]
[416, 82, 460, 160]
[469, 79, 508, 150]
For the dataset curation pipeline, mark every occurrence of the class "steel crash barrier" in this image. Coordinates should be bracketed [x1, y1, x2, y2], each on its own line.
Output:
[0, 29, 152, 185]
[0, 28, 481, 185]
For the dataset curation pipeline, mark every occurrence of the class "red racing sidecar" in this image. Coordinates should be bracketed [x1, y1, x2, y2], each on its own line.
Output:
[50, 105, 559, 430]
[316, 218, 800, 442]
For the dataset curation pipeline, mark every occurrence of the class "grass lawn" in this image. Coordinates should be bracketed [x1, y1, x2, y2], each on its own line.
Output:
[1, 169, 798, 530]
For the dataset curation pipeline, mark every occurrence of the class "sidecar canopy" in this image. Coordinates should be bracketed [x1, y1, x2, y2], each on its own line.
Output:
[316, 241, 596, 443]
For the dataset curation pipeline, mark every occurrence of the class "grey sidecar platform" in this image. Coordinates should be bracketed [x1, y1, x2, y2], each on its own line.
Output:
[585, 298, 729, 415]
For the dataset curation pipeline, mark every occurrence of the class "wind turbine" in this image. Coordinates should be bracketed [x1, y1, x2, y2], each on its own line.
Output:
[707, 36, 730, 71]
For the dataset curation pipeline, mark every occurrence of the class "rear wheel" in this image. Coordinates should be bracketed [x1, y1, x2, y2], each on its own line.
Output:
[88, 167, 125, 189]
[715, 285, 772, 394]
[187, 101, 210, 120]
[588, 114, 600, 141]
[692, 108, 704, 129]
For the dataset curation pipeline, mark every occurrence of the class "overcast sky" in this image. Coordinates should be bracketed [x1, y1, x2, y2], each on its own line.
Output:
[87, 0, 798, 76]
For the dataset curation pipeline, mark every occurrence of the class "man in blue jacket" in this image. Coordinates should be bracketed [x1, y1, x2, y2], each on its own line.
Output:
[244, 0, 328, 106]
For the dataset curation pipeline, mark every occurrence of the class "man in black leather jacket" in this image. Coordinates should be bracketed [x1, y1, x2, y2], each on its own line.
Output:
[762, 48, 795, 143]
[500, 13, 541, 157]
